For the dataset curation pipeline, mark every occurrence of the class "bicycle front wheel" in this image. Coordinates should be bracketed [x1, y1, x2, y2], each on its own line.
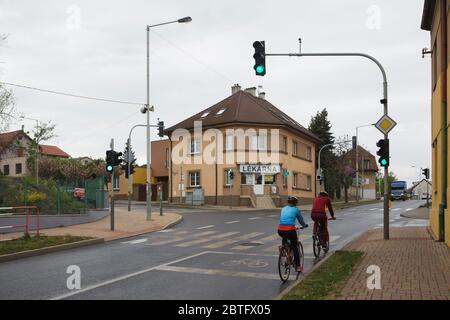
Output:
[278, 247, 291, 282]
[313, 235, 321, 258]
[297, 241, 304, 270]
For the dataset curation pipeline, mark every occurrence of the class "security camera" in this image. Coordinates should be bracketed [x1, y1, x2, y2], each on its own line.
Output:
[140, 106, 147, 114]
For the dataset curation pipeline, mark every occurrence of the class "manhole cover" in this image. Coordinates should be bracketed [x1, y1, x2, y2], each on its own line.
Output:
[239, 242, 263, 246]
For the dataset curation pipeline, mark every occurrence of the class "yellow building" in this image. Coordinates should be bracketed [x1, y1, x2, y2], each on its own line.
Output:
[421, 0, 450, 246]
[165, 85, 320, 208]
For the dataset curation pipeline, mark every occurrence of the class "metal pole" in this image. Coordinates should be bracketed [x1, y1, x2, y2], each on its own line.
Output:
[35, 120, 39, 185]
[267, 49, 390, 240]
[127, 137, 131, 212]
[146, 25, 152, 221]
[427, 175, 430, 208]
[159, 184, 163, 216]
[110, 138, 115, 231]
[356, 127, 359, 202]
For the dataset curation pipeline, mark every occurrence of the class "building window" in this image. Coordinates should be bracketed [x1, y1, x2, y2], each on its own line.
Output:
[224, 169, 233, 186]
[200, 111, 210, 118]
[293, 172, 298, 188]
[258, 135, 267, 151]
[283, 174, 288, 187]
[3, 165, 9, 176]
[165, 148, 169, 168]
[241, 174, 254, 185]
[225, 134, 233, 151]
[17, 148, 24, 157]
[113, 175, 119, 190]
[190, 139, 201, 154]
[282, 136, 288, 153]
[15, 163, 22, 175]
[216, 108, 226, 115]
[292, 141, 298, 156]
[364, 160, 370, 170]
[306, 146, 312, 161]
[306, 175, 312, 190]
[432, 42, 437, 89]
[189, 171, 201, 187]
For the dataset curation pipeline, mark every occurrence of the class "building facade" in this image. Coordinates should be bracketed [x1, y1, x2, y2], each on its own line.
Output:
[165, 85, 320, 208]
[421, 0, 449, 245]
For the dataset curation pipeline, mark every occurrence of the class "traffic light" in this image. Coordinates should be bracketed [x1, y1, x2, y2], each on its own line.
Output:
[105, 150, 123, 173]
[352, 136, 357, 150]
[253, 41, 266, 76]
[158, 121, 165, 138]
[422, 168, 430, 180]
[228, 169, 234, 180]
[376, 139, 389, 167]
[121, 160, 136, 179]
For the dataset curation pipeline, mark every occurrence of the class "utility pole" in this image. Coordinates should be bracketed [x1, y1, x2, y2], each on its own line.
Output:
[265, 39, 390, 239]
[110, 138, 115, 231]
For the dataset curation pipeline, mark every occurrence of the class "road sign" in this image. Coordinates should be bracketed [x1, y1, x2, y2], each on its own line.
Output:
[375, 114, 397, 135]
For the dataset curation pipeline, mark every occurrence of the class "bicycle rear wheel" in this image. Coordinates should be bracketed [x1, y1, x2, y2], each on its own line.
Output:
[297, 241, 304, 271]
[313, 235, 321, 258]
[278, 246, 291, 282]
[323, 238, 330, 253]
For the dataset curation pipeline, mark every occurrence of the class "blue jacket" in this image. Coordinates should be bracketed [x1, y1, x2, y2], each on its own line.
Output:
[278, 204, 307, 227]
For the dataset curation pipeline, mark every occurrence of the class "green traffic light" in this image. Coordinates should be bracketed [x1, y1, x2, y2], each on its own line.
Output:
[381, 159, 387, 166]
[256, 65, 264, 74]
[106, 165, 113, 172]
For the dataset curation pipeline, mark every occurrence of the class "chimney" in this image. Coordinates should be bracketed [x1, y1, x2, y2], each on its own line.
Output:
[258, 92, 266, 100]
[244, 87, 257, 97]
[231, 83, 241, 95]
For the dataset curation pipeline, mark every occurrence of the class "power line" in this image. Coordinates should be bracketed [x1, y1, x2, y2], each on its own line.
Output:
[0, 81, 145, 106]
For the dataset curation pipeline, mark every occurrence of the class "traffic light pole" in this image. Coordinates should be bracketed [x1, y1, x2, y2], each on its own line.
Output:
[266, 47, 390, 240]
[110, 138, 115, 231]
[127, 124, 146, 211]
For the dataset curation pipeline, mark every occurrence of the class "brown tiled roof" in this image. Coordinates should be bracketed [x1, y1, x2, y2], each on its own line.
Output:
[0, 130, 31, 153]
[165, 90, 321, 143]
[339, 146, 379, 172]
[39, 144, 70, 158]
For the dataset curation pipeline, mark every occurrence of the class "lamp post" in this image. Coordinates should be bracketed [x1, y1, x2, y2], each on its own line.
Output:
[355, 123, 375, 202]
[20, 116, 39, 184]
[145, 16, 192, 221]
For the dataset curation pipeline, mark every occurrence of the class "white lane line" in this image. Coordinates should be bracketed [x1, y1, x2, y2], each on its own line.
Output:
[225, 220, 240, 224]
[51, 251, 210, 300]
[248, 217, 262, 220]
[268, 215, 278, 218]
[121, 238, 148, 245]
[405, 208, 414, 212]
[369, 208, 378, 211]
[203, 232, 264, 249]
[175, 232, 240, 248]
[343, 212, 353, 216]
[155, 265, 280, 280]
[197, 225, 215, 230]
[147, 231, 217, 246]
[392, 208, 401, 211]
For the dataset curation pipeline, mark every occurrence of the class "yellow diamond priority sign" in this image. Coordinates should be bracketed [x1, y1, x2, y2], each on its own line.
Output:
[375, 114, 397, 135]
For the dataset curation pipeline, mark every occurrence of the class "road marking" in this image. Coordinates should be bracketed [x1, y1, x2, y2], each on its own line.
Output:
[261, 234, 309, 253]
[369, 208, 378, 211]
[121, 238, 148, 245]
[197, 225, 215, 230]
[175, 232, 240, 248]
[225, 220, 239, 224]
[248, 217, 261, 220]
[392, 208, 401, 211]
[405, 208, 414, 212]
[50, 251, 210, 300]
[155, 265, 280, 280]
[268, 215, 278, 218]
[343, 212, 353, 216]
[147, 231, 217, 246]
[203, 232, 264, 249]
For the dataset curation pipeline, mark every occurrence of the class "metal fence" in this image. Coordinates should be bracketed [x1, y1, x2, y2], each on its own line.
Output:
[0, 176, 107, 214]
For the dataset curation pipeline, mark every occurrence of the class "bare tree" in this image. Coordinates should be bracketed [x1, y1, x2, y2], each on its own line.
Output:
[0, 34, 17, 132]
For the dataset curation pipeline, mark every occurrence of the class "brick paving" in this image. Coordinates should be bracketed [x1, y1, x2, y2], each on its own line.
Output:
[0, 207, 182, 242]
[339, 227, 450, 300]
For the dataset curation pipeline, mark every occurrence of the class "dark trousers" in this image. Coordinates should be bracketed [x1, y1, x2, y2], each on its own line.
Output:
[311, 211, 329, 242]
[278, 229, 300, 267]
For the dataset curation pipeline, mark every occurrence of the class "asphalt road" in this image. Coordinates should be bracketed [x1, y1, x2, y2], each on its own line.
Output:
[0, 199, 427, 300]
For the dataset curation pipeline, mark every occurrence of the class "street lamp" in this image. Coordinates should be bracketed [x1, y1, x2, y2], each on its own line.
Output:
[355, 123, 375, 202]
[20, 116, 39, 184]
[145, 16, 192, 221]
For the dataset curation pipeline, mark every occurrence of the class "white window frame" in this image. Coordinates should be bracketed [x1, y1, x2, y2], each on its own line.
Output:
[224, 169, 232, 186]
[190, 138, 201, 154]
[258, 135, 267, 151]
[306, 145, 312, 160]
[292, 141, 298, 156]
[306, 175, 312, 190]
[250, 135, 258, 151]
[113, 175, 120, 190]
[189, 171, 201, 187]
[225, 134, 234, 151]
[293, 173, 298, 188]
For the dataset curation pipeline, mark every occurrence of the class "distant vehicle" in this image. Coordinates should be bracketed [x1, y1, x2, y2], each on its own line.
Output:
[390, 181, 407, 201]
[73, 188, 85, 200]
[421, 192, 431, 200]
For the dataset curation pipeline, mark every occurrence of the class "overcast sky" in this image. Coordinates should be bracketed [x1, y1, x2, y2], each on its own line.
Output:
[0, 0, 430, 186]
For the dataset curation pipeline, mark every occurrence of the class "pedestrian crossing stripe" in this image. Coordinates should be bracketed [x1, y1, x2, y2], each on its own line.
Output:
[175, 232, 240, 248]
[148, 231, 217, 246]
[202, 232, 264, 249]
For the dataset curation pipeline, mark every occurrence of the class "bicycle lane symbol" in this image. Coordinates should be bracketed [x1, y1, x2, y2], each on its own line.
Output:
[221, 258, 269, 268]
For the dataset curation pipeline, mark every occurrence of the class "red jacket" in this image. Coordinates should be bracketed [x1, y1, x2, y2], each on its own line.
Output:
[311, 195, 335, 218]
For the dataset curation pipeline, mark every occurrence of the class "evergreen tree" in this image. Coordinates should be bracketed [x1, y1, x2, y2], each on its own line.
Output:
[308, 108, 336, 197]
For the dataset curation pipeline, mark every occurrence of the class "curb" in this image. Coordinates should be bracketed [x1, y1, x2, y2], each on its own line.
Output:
[274, 251, 335, 300]
[0, 238, 105, 263]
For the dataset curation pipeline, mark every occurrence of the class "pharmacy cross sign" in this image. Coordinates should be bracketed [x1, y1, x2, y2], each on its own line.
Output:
[375, 114, 397, 135]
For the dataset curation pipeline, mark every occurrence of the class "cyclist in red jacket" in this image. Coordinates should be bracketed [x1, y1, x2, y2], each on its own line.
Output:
[311, 191, 336, 244]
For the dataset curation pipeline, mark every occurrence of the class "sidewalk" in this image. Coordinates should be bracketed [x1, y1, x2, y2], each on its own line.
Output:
[0, 207, 182, 242]
[400, 207, 429, 219]
[338, 227, 450, 300]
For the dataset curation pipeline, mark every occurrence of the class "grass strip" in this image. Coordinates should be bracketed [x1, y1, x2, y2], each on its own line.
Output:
[0, 235, 93, 255]
[282, 250, 364, 300]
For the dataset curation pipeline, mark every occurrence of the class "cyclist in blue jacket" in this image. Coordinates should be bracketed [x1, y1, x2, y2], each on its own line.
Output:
[278, 196, 308, 272]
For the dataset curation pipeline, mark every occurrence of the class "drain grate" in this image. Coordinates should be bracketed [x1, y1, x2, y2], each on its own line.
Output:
[239, 242, 263, 246]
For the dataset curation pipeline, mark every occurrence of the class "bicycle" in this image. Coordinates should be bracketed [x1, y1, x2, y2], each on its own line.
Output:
[312, 218, 333, 258]
[278, 226, 304, 282]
